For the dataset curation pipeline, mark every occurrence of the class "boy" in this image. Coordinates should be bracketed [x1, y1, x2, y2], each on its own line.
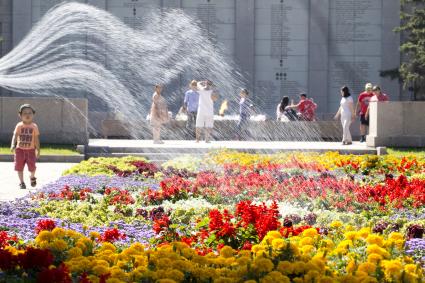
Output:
[183, 80, 200, 138]
[10, 104, 40, 189]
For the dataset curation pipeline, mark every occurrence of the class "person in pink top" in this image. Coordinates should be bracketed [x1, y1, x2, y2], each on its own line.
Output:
[355, 83, 374, 142]
[10, 104, 40, 189]
[366, 85, 389, 119]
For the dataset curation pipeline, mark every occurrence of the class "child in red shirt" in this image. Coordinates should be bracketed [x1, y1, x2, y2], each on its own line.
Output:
[10, 104, 40, 189]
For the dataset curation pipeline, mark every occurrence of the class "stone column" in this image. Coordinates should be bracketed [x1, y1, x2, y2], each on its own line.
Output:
[381, 0, 401, 101]
[308, 0, 330, 114]
[235, 0, 255, 92]
[12, 0, 32, 47]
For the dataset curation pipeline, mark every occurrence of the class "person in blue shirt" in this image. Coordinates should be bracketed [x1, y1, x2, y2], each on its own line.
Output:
[183, 80, 200, 139]
[237, 89, 253, 140]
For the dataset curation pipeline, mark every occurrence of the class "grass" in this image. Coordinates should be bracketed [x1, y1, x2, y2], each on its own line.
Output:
[387, 147, 425, 159]
[0, 144, 80, 155]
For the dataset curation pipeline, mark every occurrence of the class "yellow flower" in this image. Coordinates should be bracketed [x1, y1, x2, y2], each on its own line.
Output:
[220, 246, 235, 258]
[99, 242, 116, 252]
[92, 265, 110, 276]
[302, 228, 318, 238]
[254, 258, 274, 273]
[36, 231, 53, 242]
[301, 245, 315, 255]
[344, 231, 358, 241]
[299, 237, 314, 246]
[366, 244, 390, 258]
[52, 227, 66, 238]
[51, 239, 68, 251]
[67, 247, 83, 259]
[358, 262, 376, 274]
[346, 259, 356, 274]
[272, 238, 286, 250]
[366, 235, 384, 247]
[358, 227, 370, 239]
[388, 232, 404, 241]
[382, 259, 402, 281]
[330, 221, 343, 229]
[277, 261, 294, 275]
[90, 231, 101, 240]
[367, 253, 383, 264]
[165, 269, 184, 282]
[260, 271, 290, 283]
[404, 264, 417, 274]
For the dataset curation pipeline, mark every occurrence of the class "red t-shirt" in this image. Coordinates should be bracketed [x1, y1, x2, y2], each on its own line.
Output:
[358, 92, 374, 115]
[298, 99, 316, 121]
[370, 93, 389, 102]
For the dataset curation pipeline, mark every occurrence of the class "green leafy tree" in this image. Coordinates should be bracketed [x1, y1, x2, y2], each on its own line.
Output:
[396, 0, 425, 99]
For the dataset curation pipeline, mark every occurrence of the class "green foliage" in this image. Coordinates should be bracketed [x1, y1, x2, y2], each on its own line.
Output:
[395, 0, 425, 97]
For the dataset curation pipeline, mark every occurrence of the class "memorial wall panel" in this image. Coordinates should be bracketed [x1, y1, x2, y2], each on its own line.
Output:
[328, 0, 383, 112]
[254, 0, 309, 114]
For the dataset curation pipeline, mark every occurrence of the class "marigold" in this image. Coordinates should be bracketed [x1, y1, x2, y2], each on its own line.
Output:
[358, 262, 376, 274]
[300, 237, 314, 246]
[330, 221, 343, 229]
[254, 258, 274, 273]
[220, 246, 235, 258]
[366, 235, 384, 247]
[366, 244, 390, 258]
[302, 228, 319, 238]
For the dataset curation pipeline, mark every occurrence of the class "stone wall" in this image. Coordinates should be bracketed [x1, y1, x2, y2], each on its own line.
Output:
[0, 97, 88, 144]
[367, 102, 425, 147]
[5, 0, 402, 117]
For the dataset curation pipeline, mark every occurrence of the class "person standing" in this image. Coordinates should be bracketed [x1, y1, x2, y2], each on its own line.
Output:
[237, 89, 253, 140]
[334, 86, 355, 145]
[10, 104, 40, 189]
[183, 80, 199, 139]
[196, 80, 218, 143]
[365, 85, 390, 119]
[355, 83, 374, 142]
[150, 84, 169, 144]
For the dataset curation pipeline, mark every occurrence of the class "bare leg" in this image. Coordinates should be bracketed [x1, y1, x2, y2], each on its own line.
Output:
[360, 124, 367, 136]
[153, 126, 161, 143]
[30, 170, 36, 179]
[205, 128, 211, 143]
[17, 171, 24, 184]
[196, 128, 201, 143]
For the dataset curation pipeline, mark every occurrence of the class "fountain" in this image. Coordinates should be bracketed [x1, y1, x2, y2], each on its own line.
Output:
[0, 2, 325, 142]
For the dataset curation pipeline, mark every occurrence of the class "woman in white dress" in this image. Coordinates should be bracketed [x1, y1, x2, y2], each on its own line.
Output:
[334, 86, 355, 145]
[150, 84, 169, 144]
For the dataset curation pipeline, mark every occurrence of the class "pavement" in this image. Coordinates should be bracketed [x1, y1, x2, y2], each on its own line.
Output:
[88, 139, 379, 154]
[0, 162, 77, 201]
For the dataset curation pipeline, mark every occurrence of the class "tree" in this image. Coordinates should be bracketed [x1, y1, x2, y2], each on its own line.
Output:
[396, 0, 425, 99]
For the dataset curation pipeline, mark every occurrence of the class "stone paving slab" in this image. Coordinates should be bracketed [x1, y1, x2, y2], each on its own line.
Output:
[0, 162, 77, 201]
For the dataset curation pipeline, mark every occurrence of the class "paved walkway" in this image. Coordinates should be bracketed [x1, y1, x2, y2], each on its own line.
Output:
[89, 139, 377, 154]
[0, 162, 76, 201]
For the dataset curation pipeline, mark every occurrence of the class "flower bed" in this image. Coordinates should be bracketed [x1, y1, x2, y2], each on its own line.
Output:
[0, 151, 424, 282]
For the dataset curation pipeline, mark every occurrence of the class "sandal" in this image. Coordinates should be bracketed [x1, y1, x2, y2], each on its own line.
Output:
[30, 177, 37, 187]
[20, 183, 27, 190]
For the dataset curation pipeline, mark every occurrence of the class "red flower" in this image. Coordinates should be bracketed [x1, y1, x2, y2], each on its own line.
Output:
[99, 228, 126, 243]
[153, 215, 171, 234]
[35, 219, 56, 234]
[36, 263, 71, 283]
[242, 241, 253, 250]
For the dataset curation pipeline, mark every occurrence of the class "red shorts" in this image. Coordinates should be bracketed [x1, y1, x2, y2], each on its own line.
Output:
[14, 148, 37, 172]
